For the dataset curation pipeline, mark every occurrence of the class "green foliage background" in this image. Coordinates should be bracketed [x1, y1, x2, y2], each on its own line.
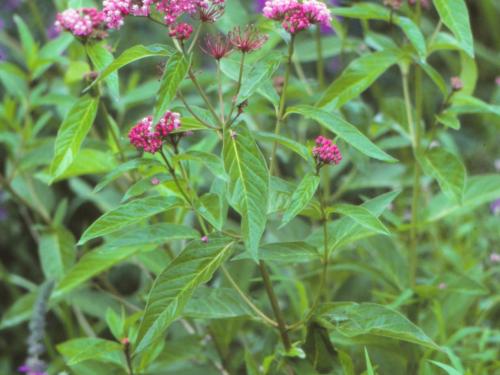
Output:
[0, 0, 499, 374]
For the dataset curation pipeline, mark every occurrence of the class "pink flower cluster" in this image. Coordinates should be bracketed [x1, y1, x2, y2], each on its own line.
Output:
[156, 0, 225, 26]
[263, 0, 332, 34]
[55, 8, 105, 37]
[313, 136, 342, 166]
[102, 0, 132, 29]
[169, 22, 194, 41]
[128, 111, 181, 154]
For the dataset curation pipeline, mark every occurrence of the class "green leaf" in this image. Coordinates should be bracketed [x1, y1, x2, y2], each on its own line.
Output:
[104, 223, 199, 249]
[255, 131, 314, 166]
[316, 49, 400, 108]
[435, 111, 460, 130]
[153, 52, 191, 124]
[85, 44, 174, 91]
[49, 95, 99, 181]
[418, 61, 448, 97]
[135, 236, 234, 353]
[433, 0, 474, 57]
[449, 93, 500, 117]
[184, 287, 253, 319]
[319, 302, 440, 350]
[175, 151, 227, 180]
[287, 105, 396, 162]
[281, 173, 320, 228]
[86, 41, 120, 101]
[364, 348, 375, 375]
[425, 174, 500, 222]
[57, 338, 124, 366]
[428, 360, 462, 375]
[0, 292, 36, 329]
[93, 158, 162, 193]
[196, 193, 225, 231]
[333, 204, 390, 236]
[55, 246, 146, 296]
[303, 322, 338, 373]
[13, 16, 38, 71]
[332, 4, 426, 57]
[38, 227, 76, 280]
[307, 191, 400, 251]
[418, 148, 466, 203]
[233, 241, 321, 263]
[78, 196, 182, 245]
[223, 124, 269, 261]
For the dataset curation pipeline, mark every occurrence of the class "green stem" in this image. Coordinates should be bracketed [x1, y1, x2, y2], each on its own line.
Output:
[177, 90, 217, 129]
[124, 342, 135, 375]
[402, 66, 420, 289]
[258, 261, 292, 351]
[100, 102, 125, 162]
[227, 52, 246, 126]
[222, 266, 278, 327]
[187, 25, 203, 54]
[217, 60, 226, 123]
[188, 68, 224, 127]
[269, 35, 296, 175]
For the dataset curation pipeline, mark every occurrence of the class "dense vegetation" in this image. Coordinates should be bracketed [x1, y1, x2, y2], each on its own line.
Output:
[1, 0, 499, 374]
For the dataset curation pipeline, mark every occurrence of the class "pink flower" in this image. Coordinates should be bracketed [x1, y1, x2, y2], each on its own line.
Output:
[197, 0, 225, 22]
[128, 111, 182, 154]
[312, 135, 342, 166]
[263, 0, 332, 34]
[130, 0, 155, 16]
[450, 76, 463, 91]
[155, 111, 181, 138]
[438, 282, 447, 290]
[128, 116, 163, 154]
[490, 252, 500, 263]
[201, 235, 209, 243]
[102, 0, 131, 29]
[169, 22, 194, 41]
[202, 34, 234, 60]
[151, 177, 161, 185]
[55, 8, 105, 37]
[228, 25, 268, 53]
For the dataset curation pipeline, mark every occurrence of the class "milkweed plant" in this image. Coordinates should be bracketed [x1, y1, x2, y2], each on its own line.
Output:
[0, 0, 499, 374]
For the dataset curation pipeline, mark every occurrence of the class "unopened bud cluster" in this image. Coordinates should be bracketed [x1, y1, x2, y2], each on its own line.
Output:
[128, 111, 181, 154]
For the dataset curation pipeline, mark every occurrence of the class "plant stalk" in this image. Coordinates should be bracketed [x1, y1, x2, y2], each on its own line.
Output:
[269, 35, 295, 175]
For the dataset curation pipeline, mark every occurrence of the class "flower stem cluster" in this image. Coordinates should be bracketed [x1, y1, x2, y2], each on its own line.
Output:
[128, 111, 182, 154]
[313, 135, 342, 171]
[263, 0, 332, 34]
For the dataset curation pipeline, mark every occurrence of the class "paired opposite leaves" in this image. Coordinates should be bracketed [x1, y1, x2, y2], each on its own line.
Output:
[50, 95, 99, 181]
[86, 42, 120, 101]
[136, 236, 234, 353]
[223, 124, 269, 261]
[287, 105, 396, 162]
[153, 52, 191, 123]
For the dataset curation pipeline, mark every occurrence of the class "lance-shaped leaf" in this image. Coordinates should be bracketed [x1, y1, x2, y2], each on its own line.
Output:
[57, 338, 124, 366]
[316, 49, 400, 108]
[135, 236, 234, 353]
[281, 173, 320, 228]
[223, 124, 269, 261]
[332, 4, 426, 58]
[153, 52, 191, 124]
[287, 105, 396, 162]
[318, 302, 440, 350]
[418, 148, 466, 203]
[56, 224, 196, 296]
[433, 0, 474, 57]
[50, 95, 99, 181]
[333, 203, 390, 236]
[38, 227, 76, 280]
[86, 41, 120, 101]
[78, 196, 182, 245]
[85, 44, 174, 92]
